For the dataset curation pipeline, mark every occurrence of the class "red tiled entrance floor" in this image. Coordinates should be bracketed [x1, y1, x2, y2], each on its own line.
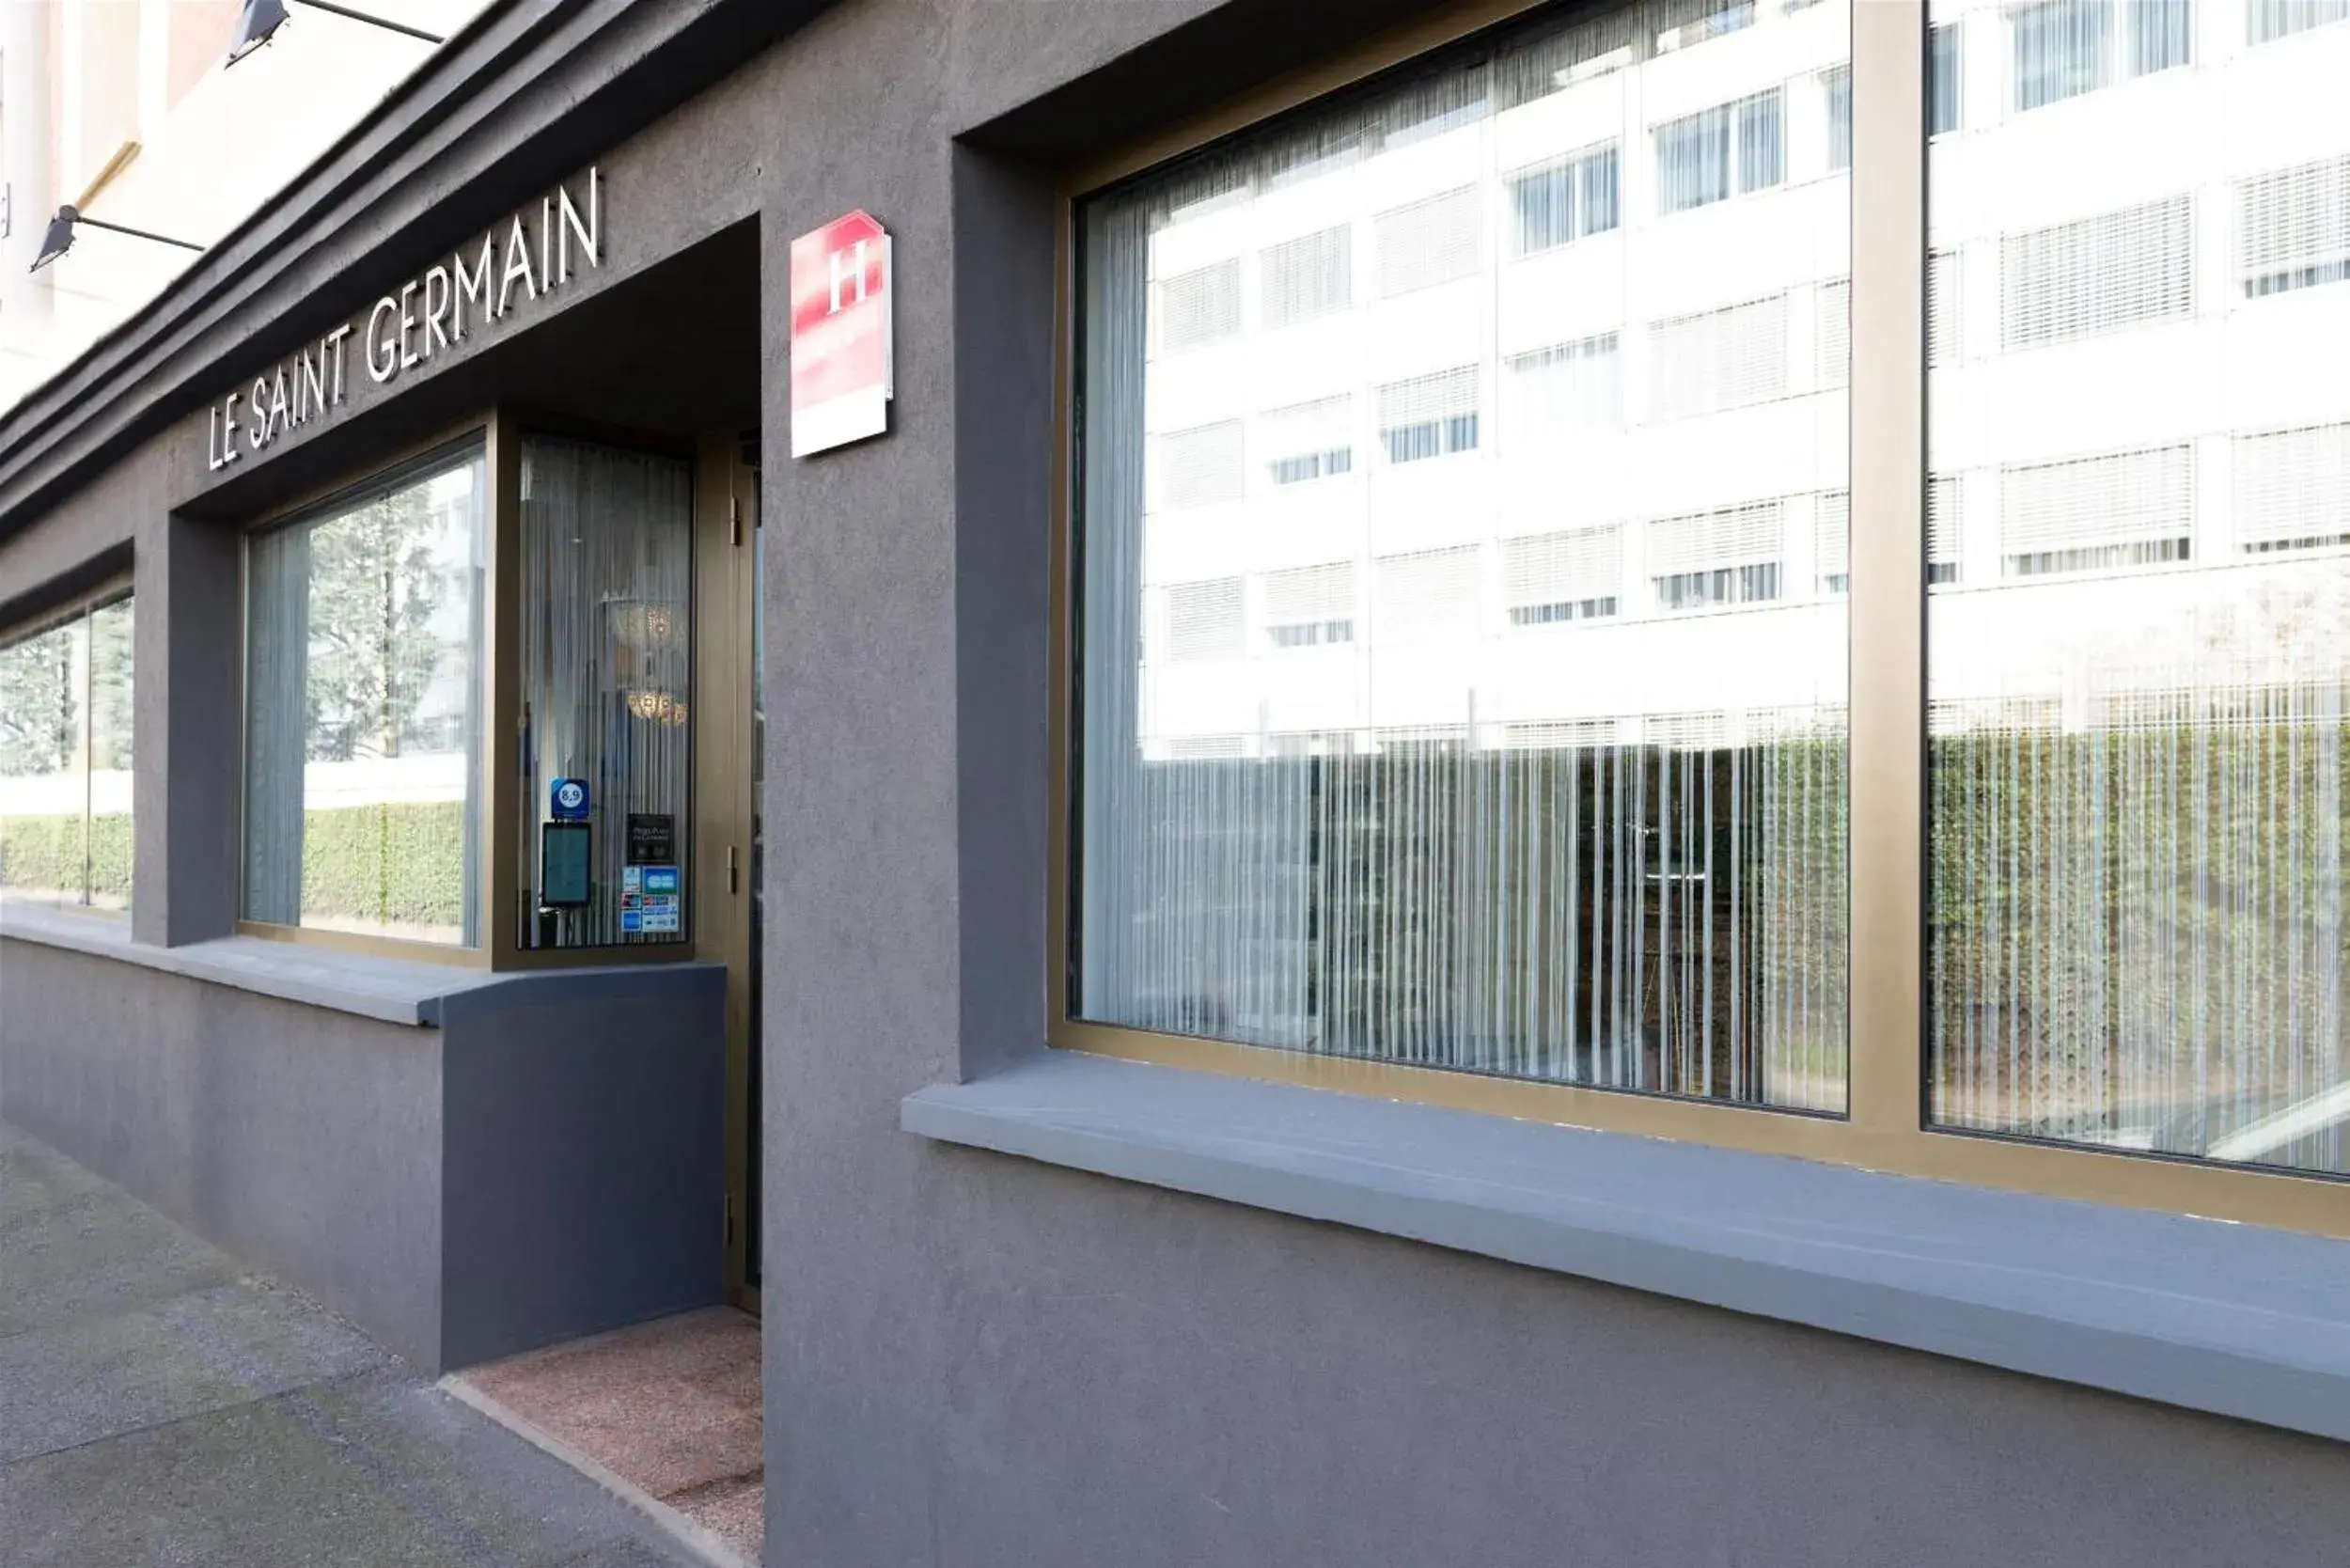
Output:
[455, 1307, 762, 1564]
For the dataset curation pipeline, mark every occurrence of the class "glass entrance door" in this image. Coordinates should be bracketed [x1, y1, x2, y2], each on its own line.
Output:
[514, 435, 696, 953]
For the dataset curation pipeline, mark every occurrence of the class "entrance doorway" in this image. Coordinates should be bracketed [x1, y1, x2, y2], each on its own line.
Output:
[447, 431, 766, 1566]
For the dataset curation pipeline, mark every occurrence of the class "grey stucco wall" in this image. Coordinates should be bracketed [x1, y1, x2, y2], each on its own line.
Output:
[440, 965, 728, 1369]
[0, 938, 446, 1366]
[0, 428, 156, 624]
[744, 3, 2350, 1566]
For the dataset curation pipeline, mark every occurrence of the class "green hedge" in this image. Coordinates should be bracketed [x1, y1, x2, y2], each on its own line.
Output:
[297, 799, 467, 928]
[1926, 722, 2350, 1087]
[3, 801, 463, 924]
[0, 812, 130, 904]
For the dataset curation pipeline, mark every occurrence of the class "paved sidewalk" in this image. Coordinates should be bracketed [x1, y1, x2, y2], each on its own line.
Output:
[0, 1120, 706, 1568]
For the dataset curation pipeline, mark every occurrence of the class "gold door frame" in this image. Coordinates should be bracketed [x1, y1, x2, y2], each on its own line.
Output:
[693, 431, 760, 1305]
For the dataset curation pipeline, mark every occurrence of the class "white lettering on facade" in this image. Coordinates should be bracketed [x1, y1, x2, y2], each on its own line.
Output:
[204, 165, 603, 466]
[557, 167, 599, 279]
[398, 279, 422, 370]
[299, 346, 325, 425]
[498, 214, 538, 317]
[325, 324, 353, 402]
[367, 296, 400, 384]
[207, 403, 240, 471]
[453, 236, 493, 341]
[423, 266, 452, 355]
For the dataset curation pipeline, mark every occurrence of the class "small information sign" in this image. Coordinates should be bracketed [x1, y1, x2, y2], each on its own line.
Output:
[551, 778, 591, 822]
[540, 822, 590, 907]
[626, 812, 676, 865]
[620, 864, 682, 936]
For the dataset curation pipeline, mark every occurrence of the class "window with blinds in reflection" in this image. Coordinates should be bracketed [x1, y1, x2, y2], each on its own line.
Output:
[1928, 0, 2350, 1173]
[1072, 0, 1852, 1110]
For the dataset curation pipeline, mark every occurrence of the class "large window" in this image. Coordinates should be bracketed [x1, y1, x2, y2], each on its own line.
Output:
[1930, 0, 2350, 1175]
[1071, 0, 1851, 1110]
[0, 595, 133, 913]
[243, 444, 486, 947]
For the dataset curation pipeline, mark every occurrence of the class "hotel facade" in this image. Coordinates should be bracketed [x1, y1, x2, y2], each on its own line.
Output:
[4, 0, 2350, 1561]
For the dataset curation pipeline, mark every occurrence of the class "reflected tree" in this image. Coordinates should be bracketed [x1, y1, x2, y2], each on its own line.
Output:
[304, 488, 448, 762]
[0, 627, 78, 778]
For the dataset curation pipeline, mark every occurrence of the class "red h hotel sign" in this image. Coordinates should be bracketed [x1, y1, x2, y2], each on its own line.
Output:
[789, 209, 894, 457]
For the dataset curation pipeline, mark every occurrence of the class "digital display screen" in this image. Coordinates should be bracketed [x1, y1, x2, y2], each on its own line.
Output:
[540, 822, 592, 908]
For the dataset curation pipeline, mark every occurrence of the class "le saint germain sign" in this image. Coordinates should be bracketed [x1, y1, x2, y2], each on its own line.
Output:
[207, 166, 604, 471]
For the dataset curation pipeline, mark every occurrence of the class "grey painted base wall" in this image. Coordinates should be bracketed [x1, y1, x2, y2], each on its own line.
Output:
[0, 938, 725, 1371]
[767, 1127, 2350, 1568]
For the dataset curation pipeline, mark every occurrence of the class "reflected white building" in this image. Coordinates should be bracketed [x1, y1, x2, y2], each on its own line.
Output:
[1126, 0, 2350, 759]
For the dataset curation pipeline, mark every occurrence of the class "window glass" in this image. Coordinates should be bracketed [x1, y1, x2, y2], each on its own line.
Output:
[1073, 0, 1852, 1109]
[2126, 0, 2192, 74]
[514, 434, 694, 949]
[2248, 0, 2350, 43]
[1930, 23, 1964, 133]
[0, 597, 133, 913]
[1929, 0, 2350, 1173]
[1823, 65, 1852, 172]
[243, 446, 486, 945]
[1656, 102, 1735, 212]
[1, 618, 86, 908]
[1510, 145, 1622, 255]
[86, 599, 134, 910]
[2013, 0, 2112, 111]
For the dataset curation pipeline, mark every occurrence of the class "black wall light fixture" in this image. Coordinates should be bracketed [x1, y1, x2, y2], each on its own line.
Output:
[228, 0, 446, 67]
[30, 206, 204, 273]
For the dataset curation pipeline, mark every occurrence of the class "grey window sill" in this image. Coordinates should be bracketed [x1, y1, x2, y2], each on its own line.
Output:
[0, 899, 719, 1027]
[904, 1050, 2350, 1445]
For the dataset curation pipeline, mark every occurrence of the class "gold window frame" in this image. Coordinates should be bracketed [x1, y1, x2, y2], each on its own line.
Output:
[1042, 0, 2350, 1238]
[231, 408, 705, 974]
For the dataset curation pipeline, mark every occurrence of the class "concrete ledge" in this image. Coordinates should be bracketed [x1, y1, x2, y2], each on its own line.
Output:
[1, 899, 719, 1027]
[904, 1050, 2350, 1445]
